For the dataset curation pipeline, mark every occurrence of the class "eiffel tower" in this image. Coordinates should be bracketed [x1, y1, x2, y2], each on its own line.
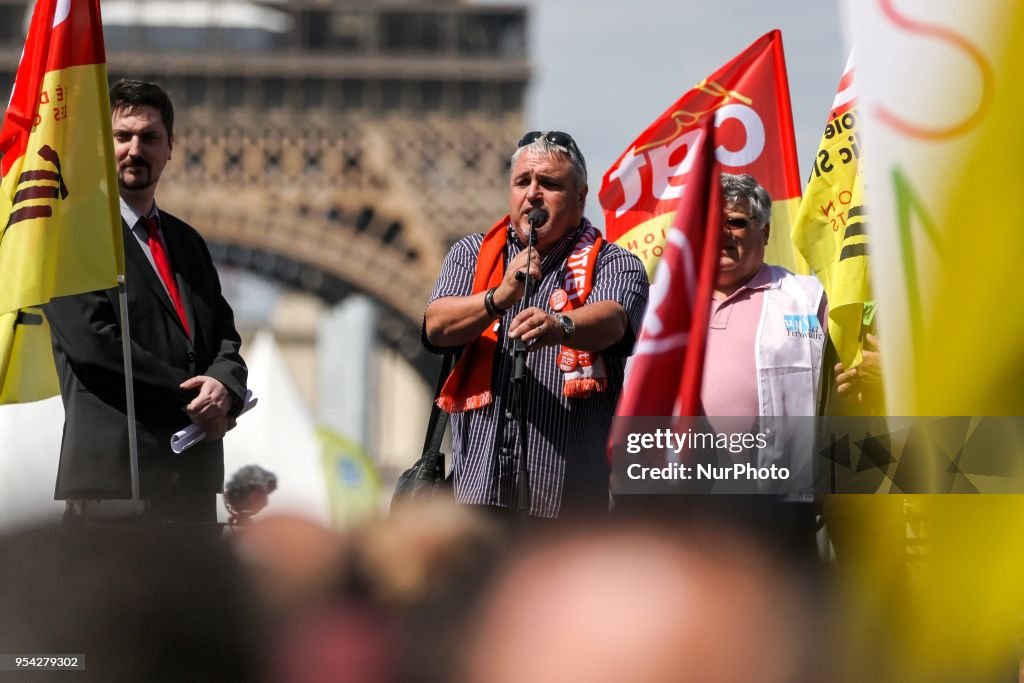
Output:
[0, 0, 529, 382]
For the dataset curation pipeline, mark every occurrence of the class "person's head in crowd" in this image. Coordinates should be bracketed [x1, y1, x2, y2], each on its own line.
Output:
[460, 525, 815, 683]
[235, 504, 508, 683]
[355, 499, 507, 609]
[0, 523, 266, 683]
[508, 130, 588, 254]
[232, 514, 350, 618]
[355, 500, 508, 683]
[717, 172, 772, 298]
[230, 514, 399, 683]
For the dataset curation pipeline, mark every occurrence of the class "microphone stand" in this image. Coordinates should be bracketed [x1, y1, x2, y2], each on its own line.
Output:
[511, 211, 543, 521]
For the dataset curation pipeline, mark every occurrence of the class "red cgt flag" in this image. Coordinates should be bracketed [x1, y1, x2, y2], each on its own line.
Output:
[609, 31, 800, 420]
[614, 128, 719, 419]
[600, 30, 801, 282]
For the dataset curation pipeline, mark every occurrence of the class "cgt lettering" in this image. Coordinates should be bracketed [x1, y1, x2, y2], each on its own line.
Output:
[607, 104, 766, 218]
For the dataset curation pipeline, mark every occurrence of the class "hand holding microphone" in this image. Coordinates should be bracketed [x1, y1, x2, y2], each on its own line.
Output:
[490, 209, 548, 316]
[500, 249, 542, 301]
[514, 208, 548, 283]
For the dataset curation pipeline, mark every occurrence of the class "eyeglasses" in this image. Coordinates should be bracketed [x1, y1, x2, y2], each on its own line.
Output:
[517, 131, 587, 172]
[729, 216, 770, 232]
[724, 216, 753, 230]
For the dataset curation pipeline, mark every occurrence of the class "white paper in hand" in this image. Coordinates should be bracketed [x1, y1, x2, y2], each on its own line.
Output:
[170, 389, 258, 454]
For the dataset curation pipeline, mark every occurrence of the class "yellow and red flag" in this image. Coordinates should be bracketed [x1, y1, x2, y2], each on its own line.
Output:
[791, 54, 871, 370]
[0, 0, 123, 403]
[600, 30, 802, 281]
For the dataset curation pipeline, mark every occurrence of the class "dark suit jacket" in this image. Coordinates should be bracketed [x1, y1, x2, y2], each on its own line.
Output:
[43, 210, 247, 500]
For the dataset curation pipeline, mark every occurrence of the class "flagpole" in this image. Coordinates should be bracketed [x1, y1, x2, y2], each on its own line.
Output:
[117, 275, 141, 503]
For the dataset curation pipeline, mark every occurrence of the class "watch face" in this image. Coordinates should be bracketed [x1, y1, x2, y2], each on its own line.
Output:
[558, 314, 575, 338]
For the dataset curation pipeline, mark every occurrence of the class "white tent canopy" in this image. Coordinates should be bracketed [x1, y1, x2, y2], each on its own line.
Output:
[0, 396, 65, 530]
[221, 330, 332, 526]
[0, 329, 331, 531]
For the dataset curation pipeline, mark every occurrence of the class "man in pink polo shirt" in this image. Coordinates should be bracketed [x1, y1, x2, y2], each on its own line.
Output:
[615, 175, 826, 567]
[703, 173, 826, 420]
[700, 173, 827, 564]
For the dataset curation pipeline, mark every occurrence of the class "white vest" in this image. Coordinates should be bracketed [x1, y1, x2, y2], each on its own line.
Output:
[754, 266, 825, 496]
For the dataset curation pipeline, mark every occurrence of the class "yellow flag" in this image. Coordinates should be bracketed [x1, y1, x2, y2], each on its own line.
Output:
[911, 13, 1024, 415]
[0, 0, 124, 404]
[850, 1, 1024, 415]
[841, 3, 1024, 681]
[318, 427, 381, 529]
[791, 54, 871, 369]
[0, 308, 58, 403]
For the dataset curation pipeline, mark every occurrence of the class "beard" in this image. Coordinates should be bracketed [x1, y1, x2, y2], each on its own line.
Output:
[118, 163, 155, 191]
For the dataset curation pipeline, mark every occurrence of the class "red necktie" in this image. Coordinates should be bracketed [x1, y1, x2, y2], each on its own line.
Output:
[141, 216, 190, 335]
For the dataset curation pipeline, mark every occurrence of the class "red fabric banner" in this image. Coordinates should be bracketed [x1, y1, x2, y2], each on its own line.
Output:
[614, 128, 720, 419]
[599, 30, 801, 280]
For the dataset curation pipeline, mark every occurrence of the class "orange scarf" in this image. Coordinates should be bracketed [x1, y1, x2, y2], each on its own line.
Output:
[435, 216, 510, 413]
[436, 217, 605, 413]
[558, 223, 606, 398]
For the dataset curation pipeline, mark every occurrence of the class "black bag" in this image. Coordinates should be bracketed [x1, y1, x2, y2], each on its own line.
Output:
[392, 353, 453, 507]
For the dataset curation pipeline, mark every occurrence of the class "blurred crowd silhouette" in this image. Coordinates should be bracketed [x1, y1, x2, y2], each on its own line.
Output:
[0, 501, 839, 683]
[4, 499, 1022, 683]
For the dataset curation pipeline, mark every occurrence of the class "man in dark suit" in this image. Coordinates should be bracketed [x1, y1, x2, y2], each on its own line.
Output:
[43, 80, 246, 524]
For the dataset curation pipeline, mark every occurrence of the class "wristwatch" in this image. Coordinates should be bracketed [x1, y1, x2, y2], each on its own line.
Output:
[554, 313, 575, 341]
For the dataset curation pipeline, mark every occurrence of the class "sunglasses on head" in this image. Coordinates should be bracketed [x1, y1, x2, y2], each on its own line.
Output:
[517, 131, 587, 171]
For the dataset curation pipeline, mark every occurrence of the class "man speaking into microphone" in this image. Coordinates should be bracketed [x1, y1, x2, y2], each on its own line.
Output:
[423, 131, 648, 521]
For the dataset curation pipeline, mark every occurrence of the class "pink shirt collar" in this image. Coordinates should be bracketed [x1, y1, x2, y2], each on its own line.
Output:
[718, 263, 773, 305]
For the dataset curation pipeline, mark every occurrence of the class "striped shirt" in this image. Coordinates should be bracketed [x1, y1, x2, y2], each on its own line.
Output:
[426, 220, 649, 518]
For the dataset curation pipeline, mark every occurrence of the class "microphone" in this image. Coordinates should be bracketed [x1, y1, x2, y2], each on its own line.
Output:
[224, 465, 277, 525]
[527, 208, 549, 232]
[514, 213, 545, 518]
[515, 209, 549, 282]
